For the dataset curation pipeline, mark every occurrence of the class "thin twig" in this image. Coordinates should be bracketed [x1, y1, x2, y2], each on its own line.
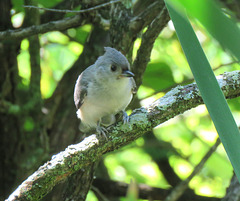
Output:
[0, 1, 119, 40]
[92, 178, 220, 200]
[23, 0, 121, 13]
[214, 60, 239, 71]
[91, 186, 110, 201]
[129, 1, 165, 34]
[164, 138, 221, 201]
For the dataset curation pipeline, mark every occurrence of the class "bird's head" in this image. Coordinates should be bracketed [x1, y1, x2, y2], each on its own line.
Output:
[95, 47, 134, 81]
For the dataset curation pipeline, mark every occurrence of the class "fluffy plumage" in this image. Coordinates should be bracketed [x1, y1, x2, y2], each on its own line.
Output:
[74, 47, 136, 135]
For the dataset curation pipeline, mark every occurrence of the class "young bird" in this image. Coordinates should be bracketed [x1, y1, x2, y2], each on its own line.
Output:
[74, 47, 136, 136]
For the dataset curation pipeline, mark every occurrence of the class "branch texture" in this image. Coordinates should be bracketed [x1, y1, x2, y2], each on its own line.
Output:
[0, 0, 120, 40]
[0, 0, 167, 42]
[0, 15, 84, 40]
[7, 70, 240, 201]
[24, 0, 121, 13]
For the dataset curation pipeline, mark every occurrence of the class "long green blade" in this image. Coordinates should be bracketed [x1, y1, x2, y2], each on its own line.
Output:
[165, 0, 240, 181]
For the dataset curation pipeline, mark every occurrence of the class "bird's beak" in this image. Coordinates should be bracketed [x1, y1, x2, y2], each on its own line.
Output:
[121, 70, 135, 77]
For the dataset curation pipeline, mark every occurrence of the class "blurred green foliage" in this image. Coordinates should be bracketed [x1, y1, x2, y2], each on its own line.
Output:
[166, 0, 240, 189]
[12, 0, 240, 200]
[173, 0, 240, 61]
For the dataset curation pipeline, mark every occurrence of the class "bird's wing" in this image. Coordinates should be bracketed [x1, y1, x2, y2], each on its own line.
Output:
[131, 77, 137, 94]
[74, 72, 88, 109]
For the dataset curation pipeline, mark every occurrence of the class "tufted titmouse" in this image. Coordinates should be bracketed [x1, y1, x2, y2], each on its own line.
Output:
[74, 47, 136, 136]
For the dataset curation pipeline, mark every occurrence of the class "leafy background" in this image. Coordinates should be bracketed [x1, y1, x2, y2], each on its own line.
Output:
[9, 0, 240, 200]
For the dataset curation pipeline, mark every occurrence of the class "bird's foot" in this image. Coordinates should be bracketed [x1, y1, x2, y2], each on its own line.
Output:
[122, 110, 130, 124]
[96, 124, 108, 140]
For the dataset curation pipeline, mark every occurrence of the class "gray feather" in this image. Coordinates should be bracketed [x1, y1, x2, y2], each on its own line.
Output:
[96, 47, 130, 71]
[74, 72, 88, 109]
[130, 77, 137, 94]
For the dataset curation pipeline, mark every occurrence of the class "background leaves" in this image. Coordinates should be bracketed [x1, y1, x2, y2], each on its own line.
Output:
[3, 0, 240, 200]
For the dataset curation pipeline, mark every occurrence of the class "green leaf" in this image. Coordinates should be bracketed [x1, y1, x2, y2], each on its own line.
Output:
[12, 0, 24, 12]
[165, 0, 240, 182]
[142, 62, 174, 91]
[74, 25, 92, 44]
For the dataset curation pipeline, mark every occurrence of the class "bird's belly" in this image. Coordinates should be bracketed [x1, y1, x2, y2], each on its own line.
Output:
[78, 86, 132, 128]
[77, 101, 105, 128]
[98, 86, 132, 113]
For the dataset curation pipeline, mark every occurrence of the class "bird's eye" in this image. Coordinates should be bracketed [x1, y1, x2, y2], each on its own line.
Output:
[111, 65, 117, 72]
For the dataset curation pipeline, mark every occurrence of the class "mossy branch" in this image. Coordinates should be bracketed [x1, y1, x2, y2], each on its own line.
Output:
[7, 70, 240, 201]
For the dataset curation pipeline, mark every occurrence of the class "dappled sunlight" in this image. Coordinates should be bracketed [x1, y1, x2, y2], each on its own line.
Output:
[5, 1, 240, 200]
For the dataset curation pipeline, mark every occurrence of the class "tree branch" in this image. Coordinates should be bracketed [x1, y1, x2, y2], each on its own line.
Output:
[7, 70, 240, 201]
[92, 178, 220, 201]
[0, 0, 119, 40]
[132, 6, 170, 87]
[24, 0, 121, 13]
[0, 14, 85, 40]
[0, 0, 166, 42]
[129, 1, 166, 34]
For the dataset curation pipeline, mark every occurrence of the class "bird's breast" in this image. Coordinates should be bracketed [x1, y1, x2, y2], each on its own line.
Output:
[78, 78, 133, 128]
[91, 78, 132, 111]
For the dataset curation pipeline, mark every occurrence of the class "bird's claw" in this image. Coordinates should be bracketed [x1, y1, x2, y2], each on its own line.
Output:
[122, 111, 130, 124]
[96, 124, 108, 140]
